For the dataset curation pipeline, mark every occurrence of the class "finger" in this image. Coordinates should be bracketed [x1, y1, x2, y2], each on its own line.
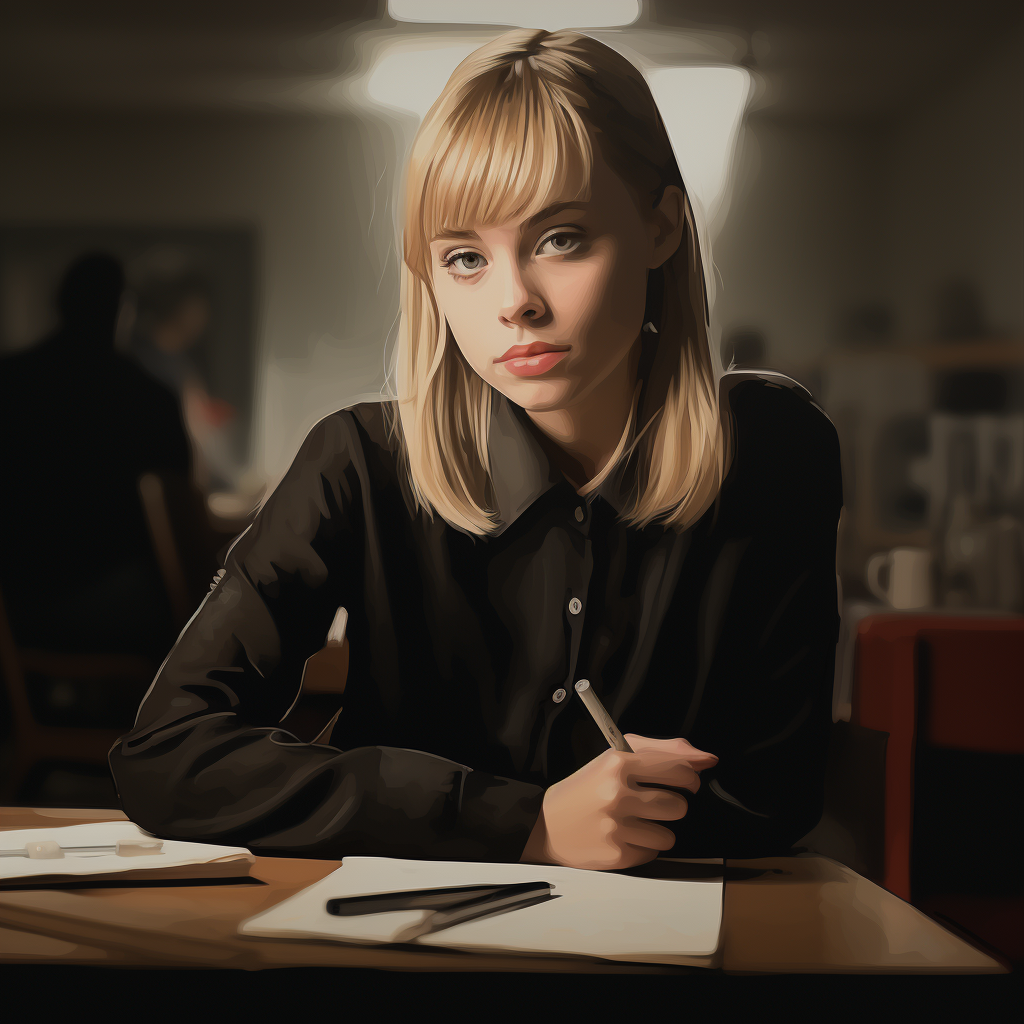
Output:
[620, 817, 678, 853]
[620, 786, 689, 821]
[624, 735, 719, 767]
[625, 754, 703, 792]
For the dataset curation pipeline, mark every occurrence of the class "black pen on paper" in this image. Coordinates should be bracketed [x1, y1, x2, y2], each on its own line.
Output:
[326, 881, 556, 943]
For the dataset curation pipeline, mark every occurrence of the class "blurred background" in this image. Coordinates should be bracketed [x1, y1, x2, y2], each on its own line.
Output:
[0, 0, 1021, 965]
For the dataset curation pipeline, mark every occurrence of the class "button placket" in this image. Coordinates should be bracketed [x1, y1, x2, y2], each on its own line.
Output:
[530, 506, 593, 778]
[561, 541, 593, 720]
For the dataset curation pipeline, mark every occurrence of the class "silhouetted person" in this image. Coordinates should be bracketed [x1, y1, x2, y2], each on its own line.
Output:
[0, 253, 191, 658]
[129, 273, 240, 492]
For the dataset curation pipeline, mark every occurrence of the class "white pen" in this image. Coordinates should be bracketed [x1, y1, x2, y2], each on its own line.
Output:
[574, 680, 634, 753]
[0, 840, 164, 859]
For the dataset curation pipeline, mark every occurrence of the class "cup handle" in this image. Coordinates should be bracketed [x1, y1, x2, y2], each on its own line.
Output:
[866, 552, 890, 603]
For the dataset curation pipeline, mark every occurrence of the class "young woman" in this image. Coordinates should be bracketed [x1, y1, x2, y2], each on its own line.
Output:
[110, 30, 842, 871]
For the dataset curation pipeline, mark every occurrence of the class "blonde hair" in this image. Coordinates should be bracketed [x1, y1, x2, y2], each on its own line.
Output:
[385, 28, 733, 536]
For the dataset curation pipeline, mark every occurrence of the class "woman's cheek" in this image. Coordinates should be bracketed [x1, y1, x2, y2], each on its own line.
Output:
[576, 260, 630, 334]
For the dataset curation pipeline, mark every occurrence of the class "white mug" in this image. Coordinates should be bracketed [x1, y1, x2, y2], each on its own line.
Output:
[866, 547, 933, 609]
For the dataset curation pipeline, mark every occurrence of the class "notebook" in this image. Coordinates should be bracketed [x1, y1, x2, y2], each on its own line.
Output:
[238, 856, 724, 967]
[0, 820, 255, 887]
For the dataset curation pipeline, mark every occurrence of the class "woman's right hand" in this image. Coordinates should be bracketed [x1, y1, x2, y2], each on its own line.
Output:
[519, 736, 719, 870]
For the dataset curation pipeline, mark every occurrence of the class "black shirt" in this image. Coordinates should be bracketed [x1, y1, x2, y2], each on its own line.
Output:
[109, 371, 843, 862]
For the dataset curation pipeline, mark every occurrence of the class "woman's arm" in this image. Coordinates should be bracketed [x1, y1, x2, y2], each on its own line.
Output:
[669, 380, 844, 857]
[108, 408, 544, 862]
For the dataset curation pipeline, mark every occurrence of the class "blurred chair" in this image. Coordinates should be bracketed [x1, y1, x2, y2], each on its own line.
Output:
[138, 470, 221, 630]
[0, 471, 214, 806]
[0, 585, 156, 804]
[912, 625, 1024, 964]
[853, 613, 1024, 964]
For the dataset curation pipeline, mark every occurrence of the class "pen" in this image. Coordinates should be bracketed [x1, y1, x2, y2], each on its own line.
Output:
[0, 840, 164, 859]
[326, 880, 550, 916]
[327, 882, 524, 917]
[389, 881, 555, 944]
[574, 679, 634, 752]
[326, 881, 555, 943]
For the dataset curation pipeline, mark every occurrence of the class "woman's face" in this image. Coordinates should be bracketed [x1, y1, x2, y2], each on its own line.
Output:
[429, 144, 682, 414]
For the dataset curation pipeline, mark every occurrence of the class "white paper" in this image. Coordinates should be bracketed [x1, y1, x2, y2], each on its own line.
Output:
[239, 856, 723, 966]
[0, 821, 255, 882]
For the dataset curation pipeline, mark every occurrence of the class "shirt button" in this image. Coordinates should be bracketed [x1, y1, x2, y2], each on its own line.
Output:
[574, 506, 585, 523]
[552, 688, 566, 703]
[568, 597, 582, 615]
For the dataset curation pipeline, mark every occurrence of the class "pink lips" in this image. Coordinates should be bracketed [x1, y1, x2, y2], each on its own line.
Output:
[495, 342, 571, 377]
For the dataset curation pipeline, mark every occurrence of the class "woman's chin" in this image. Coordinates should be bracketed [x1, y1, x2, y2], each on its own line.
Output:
[500, 376, 576, 411]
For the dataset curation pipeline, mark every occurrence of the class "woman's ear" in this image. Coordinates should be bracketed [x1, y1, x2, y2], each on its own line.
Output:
[648, 184, 685, 270]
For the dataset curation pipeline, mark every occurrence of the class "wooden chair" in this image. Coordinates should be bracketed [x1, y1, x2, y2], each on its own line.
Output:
[0, 585, 156, 804]
[279, 638, 350, 746]
[138, 470, 221, 629]
[852, 613, 1023, 902]
[912, 625, 1024, 964]
[853, 613, 1024, 964]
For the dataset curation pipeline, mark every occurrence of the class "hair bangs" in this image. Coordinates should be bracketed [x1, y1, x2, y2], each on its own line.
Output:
[420, 75, 593, 265]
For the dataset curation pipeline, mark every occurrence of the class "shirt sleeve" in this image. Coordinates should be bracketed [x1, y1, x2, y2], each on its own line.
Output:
[108, 408, 544, 862]
[668, 381, 844, 858]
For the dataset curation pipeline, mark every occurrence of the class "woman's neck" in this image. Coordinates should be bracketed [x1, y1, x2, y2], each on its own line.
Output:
[526, 334, 643, 491]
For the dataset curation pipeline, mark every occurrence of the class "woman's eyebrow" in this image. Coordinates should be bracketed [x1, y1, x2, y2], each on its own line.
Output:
[524, 201, 590, 229]
[431, 201, 590, 243]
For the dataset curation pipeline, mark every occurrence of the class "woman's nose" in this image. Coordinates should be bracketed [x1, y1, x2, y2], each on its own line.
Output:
[497, 262, 546, 328]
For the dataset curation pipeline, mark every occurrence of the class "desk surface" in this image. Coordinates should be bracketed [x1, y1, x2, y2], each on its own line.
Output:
[0, 808, 1006, 975]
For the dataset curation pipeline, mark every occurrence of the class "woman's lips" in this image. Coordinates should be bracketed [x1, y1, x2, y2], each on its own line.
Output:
[500, 349, 570, 377]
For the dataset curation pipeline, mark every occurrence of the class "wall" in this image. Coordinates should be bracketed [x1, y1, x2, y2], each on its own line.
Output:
[710, 114, 887, 372]
[884, 23, 1024, 341]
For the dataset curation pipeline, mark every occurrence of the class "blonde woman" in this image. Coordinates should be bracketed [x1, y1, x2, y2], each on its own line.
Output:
[111, 30, 842, 870]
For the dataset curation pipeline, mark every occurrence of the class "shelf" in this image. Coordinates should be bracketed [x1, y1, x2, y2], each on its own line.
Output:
[819, 340, 1024, 369]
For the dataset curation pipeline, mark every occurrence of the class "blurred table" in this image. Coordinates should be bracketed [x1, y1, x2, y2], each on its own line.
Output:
[0, 808, 1006, 974]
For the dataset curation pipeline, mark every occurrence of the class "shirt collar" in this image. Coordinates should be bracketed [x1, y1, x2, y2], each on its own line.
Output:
[486, 388, 633, 537]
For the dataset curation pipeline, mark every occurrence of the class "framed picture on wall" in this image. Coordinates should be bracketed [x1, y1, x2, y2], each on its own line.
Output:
[0, 223, 258, 493]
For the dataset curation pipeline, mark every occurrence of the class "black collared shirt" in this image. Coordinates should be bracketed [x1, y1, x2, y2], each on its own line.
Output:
[109, 372, 843, 862]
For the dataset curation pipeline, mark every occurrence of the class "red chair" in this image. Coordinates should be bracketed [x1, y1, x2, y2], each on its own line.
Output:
[853, 613, 1024, 962]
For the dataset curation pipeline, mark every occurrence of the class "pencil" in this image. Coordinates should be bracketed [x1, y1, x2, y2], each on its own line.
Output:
[574, 680, 634, 753]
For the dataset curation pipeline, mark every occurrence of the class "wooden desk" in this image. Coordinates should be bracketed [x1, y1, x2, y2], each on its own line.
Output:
[0, 808, 1006, 975]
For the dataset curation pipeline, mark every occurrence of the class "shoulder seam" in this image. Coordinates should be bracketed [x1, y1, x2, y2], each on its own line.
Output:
[720, 369, 836, 432]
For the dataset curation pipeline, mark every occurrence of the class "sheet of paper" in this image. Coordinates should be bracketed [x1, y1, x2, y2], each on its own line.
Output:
[0, 821, 254, 883]
[239, 856, 723, 966]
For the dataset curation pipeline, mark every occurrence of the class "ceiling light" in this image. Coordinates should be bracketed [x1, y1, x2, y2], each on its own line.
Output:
[645, 66, 753, 229]
[388, 0, 641, 30]
[363, 40, 486, 118]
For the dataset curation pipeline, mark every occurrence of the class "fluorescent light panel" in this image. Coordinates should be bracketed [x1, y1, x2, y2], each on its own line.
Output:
[388, 0, 641, 30]
[645, 66, 753, 228]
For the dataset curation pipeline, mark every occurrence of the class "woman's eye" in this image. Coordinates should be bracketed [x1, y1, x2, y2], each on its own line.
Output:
[540, 232, 582, 255]
[441, 251, 486, 277]
[439, 232, 582, 282]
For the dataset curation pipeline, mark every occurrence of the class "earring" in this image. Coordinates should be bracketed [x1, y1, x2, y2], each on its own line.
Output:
[642, 321, 659, 334]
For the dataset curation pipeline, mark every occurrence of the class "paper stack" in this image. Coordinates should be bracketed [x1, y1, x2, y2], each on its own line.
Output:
[0, 820, 255, 887]
[239, 856, 724, 967]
